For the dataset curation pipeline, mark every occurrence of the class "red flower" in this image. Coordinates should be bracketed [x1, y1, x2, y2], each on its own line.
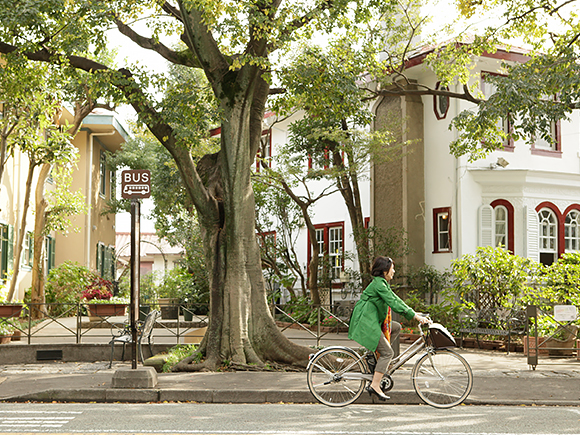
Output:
[82, 276, 113, 301]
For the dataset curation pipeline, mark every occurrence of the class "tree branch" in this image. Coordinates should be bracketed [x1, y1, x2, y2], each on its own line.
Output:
[374, 83, 482, 105]
[275, 0, 333, 46]
[114, 15, 199, 67]
[177, 0, 229, 82]
[0, 40, 216, 217]
[161, 1, 183, 22]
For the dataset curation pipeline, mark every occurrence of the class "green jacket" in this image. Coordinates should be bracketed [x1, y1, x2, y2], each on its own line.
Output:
[348, 276, 416, 351]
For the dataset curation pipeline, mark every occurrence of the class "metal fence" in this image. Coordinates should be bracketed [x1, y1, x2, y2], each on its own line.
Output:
[0, 302, 208, 345]
[0, 301, 355, 347]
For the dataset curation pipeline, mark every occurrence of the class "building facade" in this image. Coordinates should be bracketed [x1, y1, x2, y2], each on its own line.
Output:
[0, 108, 128, 300]
[373, 48, 580, 272]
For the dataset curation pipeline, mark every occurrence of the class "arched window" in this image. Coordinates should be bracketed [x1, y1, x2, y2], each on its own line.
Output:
[565, 210, 580, 252]
[494, 205, 508, 248]
[538, 208, 558, 265]
[433, 82, 450, 120]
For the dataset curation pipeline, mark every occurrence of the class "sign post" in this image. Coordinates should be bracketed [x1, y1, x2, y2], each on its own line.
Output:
[121, 170, 151, 369]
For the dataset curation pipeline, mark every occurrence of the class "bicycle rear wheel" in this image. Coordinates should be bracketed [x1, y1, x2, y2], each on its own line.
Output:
[307, 347, 367, 407]
[411, 349, 473, 408]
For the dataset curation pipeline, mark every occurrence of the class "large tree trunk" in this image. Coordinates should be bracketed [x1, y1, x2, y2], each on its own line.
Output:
[7, 161, 36, 301]
[30, 163, 51, 319]
[173, 79, 312, 371]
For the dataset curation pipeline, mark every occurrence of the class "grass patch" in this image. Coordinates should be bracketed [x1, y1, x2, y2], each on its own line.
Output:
[161, 344, 200, 372]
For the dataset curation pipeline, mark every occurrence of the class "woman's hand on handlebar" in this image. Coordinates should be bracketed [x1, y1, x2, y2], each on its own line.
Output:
[414, 313, 432, 325]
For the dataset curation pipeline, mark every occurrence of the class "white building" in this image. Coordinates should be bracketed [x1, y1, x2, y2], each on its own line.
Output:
[261, 112, 371, 304]
[115, 232, 184, 281]
[373, 46, 580, 272]
[264, 44, 580, 304]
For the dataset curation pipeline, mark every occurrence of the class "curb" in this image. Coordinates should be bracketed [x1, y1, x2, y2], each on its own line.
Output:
[3, 389, 580, 406]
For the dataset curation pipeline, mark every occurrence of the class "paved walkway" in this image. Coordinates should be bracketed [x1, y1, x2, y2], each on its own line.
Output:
[1, 337, 579, 406]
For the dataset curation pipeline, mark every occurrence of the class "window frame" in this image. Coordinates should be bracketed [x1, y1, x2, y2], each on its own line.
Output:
[564, 209, 580, 253]
[490, 199, 515, 253]
[536, 204, 560, 266]
[530, 119, 562, 157]
[307, 222, 345, 284]
[433, 81, 450, 120]
[432, 207, 452, 253]
[564, 204, 580, 253]
[45, 235, 56, 274]
[23, 231, 34, 269]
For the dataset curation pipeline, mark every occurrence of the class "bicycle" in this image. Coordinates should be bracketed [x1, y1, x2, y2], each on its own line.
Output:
[306, 318, 473, 409]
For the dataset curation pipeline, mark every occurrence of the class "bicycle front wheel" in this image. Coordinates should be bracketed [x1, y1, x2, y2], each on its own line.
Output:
[411, 349, 473, 408]
[307, 347, 367, 407]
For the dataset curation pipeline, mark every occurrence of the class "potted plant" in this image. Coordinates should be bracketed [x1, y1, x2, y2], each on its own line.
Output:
[0, 285, 25, 318]
[157, 270, 184, 320]
[82, 274, 127, 321]
[0, 320, 15, 344]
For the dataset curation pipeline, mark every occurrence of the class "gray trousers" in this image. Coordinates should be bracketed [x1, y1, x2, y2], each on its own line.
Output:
[374, 321, 401, 373]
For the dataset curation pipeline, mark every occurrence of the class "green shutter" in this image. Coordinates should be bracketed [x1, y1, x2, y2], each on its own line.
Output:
[7, 224, 13, 271]
[0, 224, 7, 280]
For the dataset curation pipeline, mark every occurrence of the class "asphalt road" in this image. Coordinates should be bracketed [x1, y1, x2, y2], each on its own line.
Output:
[0, 402, 579, 434]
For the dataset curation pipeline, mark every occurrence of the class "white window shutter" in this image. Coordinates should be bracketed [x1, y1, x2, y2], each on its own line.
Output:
[524, 205, 539, 262]
[479, 205, 494, 247]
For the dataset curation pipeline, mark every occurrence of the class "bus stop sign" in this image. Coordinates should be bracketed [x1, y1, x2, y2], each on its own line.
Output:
[121, 169, 151, 199]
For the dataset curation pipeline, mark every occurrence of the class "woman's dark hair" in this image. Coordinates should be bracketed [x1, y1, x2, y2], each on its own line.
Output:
[371, 256, 393, 277]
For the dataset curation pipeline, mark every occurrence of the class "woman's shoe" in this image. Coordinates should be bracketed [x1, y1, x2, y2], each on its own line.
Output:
[366, 385, 389, 401]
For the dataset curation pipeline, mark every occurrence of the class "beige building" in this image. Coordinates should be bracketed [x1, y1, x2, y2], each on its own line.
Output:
[0, 108, 128, 300]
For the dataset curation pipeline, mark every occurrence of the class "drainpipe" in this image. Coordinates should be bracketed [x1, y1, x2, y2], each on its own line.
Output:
[86, 130, 116, 268]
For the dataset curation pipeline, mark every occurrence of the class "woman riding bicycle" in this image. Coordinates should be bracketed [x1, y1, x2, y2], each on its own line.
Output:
[348, 256, 431, 401]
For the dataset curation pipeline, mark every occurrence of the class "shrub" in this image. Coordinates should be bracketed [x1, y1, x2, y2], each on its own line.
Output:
[44, 261, 94, 316]
[448, 245, 541, 311]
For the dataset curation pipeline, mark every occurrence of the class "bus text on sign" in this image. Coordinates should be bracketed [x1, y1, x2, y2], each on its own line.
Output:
[121, 169, 151, 199]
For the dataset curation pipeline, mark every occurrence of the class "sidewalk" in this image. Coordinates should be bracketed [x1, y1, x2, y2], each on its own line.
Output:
[1, 347, 579, 406]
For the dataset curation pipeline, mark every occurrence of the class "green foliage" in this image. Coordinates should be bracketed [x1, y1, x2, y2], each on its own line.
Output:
[161, 344, 200, 373]
[536, 253, 580, 307]
[44, 261, 93, 316]
[407, 264, 451, 297]
[348, 225, 412, 286]
[158, 267, 209, 309]
[44, 162, 88, 235]
[449, 245, 541, 309]
[278, 296, 318, 325]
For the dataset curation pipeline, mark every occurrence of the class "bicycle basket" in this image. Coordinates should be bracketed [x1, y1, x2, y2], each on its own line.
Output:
[428, 323, 457, 348]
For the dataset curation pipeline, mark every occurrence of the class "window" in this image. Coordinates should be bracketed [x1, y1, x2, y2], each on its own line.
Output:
[494, 205, 508, 247]
[433, 82, 450, 120]
[0, 224, 12, 281]
[538, 208, 558, 265]
[96, 243, 115, 280]
[481, 72, 514, 150]
[45, 236, 56, 274]
[99, 151, 106, 197]
[565, 210, 580, 252]
[309, 222, 344, 281]
[479, 200, 515, 252]
[328, 227, 343, 279]
[531, 120, 561, 156]
[433, 207, 451, 253]
[23, 232, 34, 268]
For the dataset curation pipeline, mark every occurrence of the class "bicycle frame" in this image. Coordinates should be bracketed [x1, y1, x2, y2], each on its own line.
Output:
[324, 324, 432, 383]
